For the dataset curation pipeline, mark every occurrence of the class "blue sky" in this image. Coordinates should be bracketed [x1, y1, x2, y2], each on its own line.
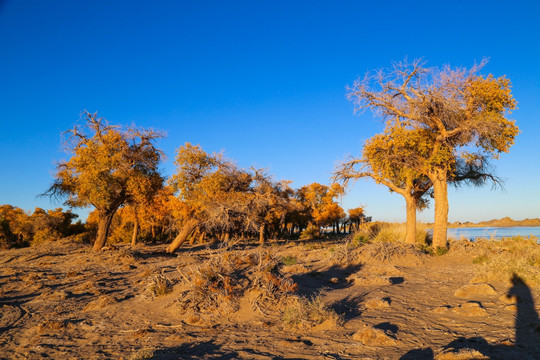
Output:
[1, 0, 539, 222]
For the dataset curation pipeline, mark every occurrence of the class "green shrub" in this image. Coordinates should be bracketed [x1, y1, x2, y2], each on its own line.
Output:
[434, 246, 449, 256]
[299, 224, 320, 241]
[473, 254, 489, 264]
[280, 256, 298, 266]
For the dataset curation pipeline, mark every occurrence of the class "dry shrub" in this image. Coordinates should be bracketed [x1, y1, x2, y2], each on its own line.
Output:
[22, 272, 40, 284]
[352, 325, 397, 345]
[84, 295, 117, 311]
[328, 240, 359, 265]
[452, 302, 488, 317]
[452, 236, 540, 286]
[146, 273, 173, 297]
[281, 292, 342, 330]
[177, 250, 297, 314]
[50, 290, 69, 300]
[454, 283, 497, 298]
[364, 297, 390, 309]
[128, 348, 155, 360]
[435, 348, 488, 360]
[361, 242, 424, 263]
[74, 280, 104, 295]
[371, 222, 431, 245]
[37, 320, 71, 334]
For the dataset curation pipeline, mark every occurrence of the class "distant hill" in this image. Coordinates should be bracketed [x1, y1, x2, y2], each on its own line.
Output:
[448, 217, 540, 228]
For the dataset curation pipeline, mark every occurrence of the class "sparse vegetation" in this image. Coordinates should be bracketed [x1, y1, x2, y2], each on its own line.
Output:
[146, 273, 173, 297]
[177, 250, 297, 314]
[281, 292, 342, 329]
[280, 255, 298, 266]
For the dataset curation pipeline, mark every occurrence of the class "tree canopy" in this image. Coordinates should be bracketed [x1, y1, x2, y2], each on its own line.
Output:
[345, 59, 518, 248]
[45, 111, 164, 251]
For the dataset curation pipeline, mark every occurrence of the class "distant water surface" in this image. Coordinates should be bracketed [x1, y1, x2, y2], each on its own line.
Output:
[447, 226, 540, 240]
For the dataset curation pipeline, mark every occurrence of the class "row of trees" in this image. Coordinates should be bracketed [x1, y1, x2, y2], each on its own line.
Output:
[41, 59, 517, 252]
[44, 113, 368, 252]
[0, 205, 84, 248]
[334, 59, 518, 249]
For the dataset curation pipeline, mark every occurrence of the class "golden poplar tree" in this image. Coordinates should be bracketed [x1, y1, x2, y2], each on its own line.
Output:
[45, 111, 164, 251]
[346, 59, 518, 248]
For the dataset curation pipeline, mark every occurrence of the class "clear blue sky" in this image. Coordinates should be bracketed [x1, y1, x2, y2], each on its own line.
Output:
[1, 0, 539, 223]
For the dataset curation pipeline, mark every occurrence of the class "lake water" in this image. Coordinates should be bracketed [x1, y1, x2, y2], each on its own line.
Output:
[447, 226, 540, 240]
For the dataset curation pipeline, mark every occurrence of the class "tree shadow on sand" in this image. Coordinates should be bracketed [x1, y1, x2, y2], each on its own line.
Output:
[291, 264, 362, 297]
[150, 340, 239, 359]
[400, 273, 540, 359]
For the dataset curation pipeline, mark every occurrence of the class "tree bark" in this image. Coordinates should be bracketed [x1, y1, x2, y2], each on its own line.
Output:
[93, 211, 116, 251]
[405, 195, 417, 245]
[189, 229, 200, 245]
[259, 223, 266, 245]
[130, 216, 139, 247]
[198, 231, 206, 244]
[166, 218, 198, 253]
[432, 170, 449, 249]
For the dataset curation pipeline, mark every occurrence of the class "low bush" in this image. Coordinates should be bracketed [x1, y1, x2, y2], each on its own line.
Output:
[281, 292, 342, 329]
[177, 250, 297, 313]
[299, 224, 320, 241]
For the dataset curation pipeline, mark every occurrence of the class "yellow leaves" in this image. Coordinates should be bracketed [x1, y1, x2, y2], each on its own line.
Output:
[298, 182, 345, 227]
[48, 111, 164, 214]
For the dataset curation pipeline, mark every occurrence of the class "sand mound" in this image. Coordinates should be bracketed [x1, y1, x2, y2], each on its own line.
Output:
[83, 295, 117, 311]
[435, 348, 489, 360]
[499, 293, 518, 304]
[364, 297, 391, 309]
[352, 325, 397, 345]
[454, 283, 497, 298]
[452, 302, 488, 317]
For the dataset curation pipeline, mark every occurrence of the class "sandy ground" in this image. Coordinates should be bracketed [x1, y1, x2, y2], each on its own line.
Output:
[1, 238, 539, 360]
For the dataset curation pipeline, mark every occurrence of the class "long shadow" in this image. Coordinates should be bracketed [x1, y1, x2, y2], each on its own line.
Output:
[400, 273, 540, 359]
[291, 263, 362, 297]
[150, 340, 294, 360]
[331, 294, 364, 320]
[150, 340, 239, 359]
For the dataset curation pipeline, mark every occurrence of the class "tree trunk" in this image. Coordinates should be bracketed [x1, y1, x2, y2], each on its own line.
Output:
[259, 223, 266, 245]
[432, 171, 449, 249]
[198, 231, 206, 244]
[189, 229, 200, 245]
[166, 219, 198, 253]
[93, 211, 115, 251]
[405, 195, 417, 245]
[130, 216, 139, 247]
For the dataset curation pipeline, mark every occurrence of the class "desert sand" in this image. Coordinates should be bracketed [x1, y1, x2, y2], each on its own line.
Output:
[1, 238, 539, 360]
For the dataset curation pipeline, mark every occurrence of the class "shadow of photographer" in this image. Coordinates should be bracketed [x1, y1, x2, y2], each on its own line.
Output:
[401, 273, 540, 359]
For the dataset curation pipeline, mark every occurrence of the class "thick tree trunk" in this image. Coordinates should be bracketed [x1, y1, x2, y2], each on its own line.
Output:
[130, 216, 139, 247]
[405, 196, 417, 245]
[93, 211, 115, 251]
[166, 219, 198, 253]
[432, 171, 449, 249]
[259, 223, 266, 245]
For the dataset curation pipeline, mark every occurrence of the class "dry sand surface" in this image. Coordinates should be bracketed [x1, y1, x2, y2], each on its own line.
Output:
[1, 238, 539, 359]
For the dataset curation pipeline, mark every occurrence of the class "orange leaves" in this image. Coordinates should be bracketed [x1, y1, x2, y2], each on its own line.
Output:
[297, 182, 345, 228]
